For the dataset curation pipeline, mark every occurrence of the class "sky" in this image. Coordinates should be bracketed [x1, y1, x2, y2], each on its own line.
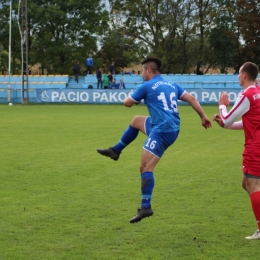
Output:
[104, 0, 111, 11]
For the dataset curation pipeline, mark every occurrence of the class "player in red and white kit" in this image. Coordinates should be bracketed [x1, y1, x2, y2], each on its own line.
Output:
[213, 62, 260, 240]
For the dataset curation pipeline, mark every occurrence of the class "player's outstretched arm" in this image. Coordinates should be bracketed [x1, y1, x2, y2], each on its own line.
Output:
[213, 114, 225, 127]
[124, 97, 135, 107]
[213, 114, 243, 130]
[180, 92, 212, 129]
[124, 97, 140, 107]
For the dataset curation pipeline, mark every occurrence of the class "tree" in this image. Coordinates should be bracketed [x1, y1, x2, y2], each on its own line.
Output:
[0, 0, 109, 74]
[190, 0, 217, 74]
[207, 0, 238, 73]
[109, 0, 224, 74]
[96, 27, 141, 73]
[109, 0, 192, 73]
[0, 1, 24, 74]
[29, 0, 109, 74]
[235, 0, 260, 67]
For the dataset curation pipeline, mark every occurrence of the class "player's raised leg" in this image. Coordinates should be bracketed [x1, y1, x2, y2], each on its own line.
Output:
[97, 116, 150, 160]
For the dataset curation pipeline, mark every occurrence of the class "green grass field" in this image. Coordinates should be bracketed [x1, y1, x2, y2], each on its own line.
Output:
[0, 104, 259, 260]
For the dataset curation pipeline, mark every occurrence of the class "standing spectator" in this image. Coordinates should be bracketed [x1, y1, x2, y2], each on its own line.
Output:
[108, 72, 113, 87]
[96, 68, 103, 89]
[72, 61, 81, 83]
[109, 61, 115, 75]
[213, 62, 260, 240]
[85, 54, 94, 75]
[103, 73, 109, 89]
[196, 69, 204, 75]
[110, 78, 117, 89]
[117, 78, 125, 89]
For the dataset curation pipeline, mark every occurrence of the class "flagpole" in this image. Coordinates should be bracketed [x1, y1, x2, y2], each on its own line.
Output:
[7, 0, 12, 103]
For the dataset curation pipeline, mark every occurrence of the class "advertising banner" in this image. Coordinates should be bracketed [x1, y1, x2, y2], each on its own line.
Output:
[36, 88, 242, 104]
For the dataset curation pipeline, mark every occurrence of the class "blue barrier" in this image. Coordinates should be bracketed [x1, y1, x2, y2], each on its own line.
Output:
[33, 88, 242, 104]
[0, 87, 243, 104]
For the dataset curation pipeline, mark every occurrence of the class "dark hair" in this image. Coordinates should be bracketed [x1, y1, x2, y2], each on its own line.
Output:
[241, 62, 259, 81]
[141, 57, 161, 72]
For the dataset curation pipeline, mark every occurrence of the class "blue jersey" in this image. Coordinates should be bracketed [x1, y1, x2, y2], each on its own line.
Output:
[130, 75, 185, 132]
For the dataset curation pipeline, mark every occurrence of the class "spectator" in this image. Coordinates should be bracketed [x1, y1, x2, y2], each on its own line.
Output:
[72, 61, 81, 83]
[108, 72, 113, 86]
[117, 78, 125, 89]
[103, 73, 109, 89]
[196, 69, 204, 75]
[110, 78, 117, 89]
[96, 68, 103, 89]
[85, 54, 94, 75]
[109, 61, 115, 75]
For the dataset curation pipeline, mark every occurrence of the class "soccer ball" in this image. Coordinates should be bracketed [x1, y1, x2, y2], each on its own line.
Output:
[9, 103, 13, 106]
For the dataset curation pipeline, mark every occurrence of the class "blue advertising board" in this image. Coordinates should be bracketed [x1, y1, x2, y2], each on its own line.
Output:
[36, 88, 242, 104]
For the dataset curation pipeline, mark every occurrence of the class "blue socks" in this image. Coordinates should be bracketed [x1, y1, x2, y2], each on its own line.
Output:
[112, 125, 154, 209]
[112, 125, 139, 154]
[141, 171, 154, 208]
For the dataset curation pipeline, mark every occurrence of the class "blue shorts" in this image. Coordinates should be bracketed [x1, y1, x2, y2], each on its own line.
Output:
[143, 117, 179, 158]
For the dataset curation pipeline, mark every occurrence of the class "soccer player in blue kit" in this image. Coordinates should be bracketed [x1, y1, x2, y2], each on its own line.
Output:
[97, 57, 212, 223]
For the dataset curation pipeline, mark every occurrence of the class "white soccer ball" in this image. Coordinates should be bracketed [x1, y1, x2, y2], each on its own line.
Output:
[9, 103, 13, 106]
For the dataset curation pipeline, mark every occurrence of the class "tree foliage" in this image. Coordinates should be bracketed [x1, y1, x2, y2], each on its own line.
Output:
[109, 0, 228, 73]
[0, 0, 109, 74]
[110, 0, 195, 73]
[0, 0, 23, 74]
[96, 28, 141, 73]
[208, 0, 240, 73]
[0, 0, 259, 74]
[29, 0, 109, 74]
[235, 0, 260, 68]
